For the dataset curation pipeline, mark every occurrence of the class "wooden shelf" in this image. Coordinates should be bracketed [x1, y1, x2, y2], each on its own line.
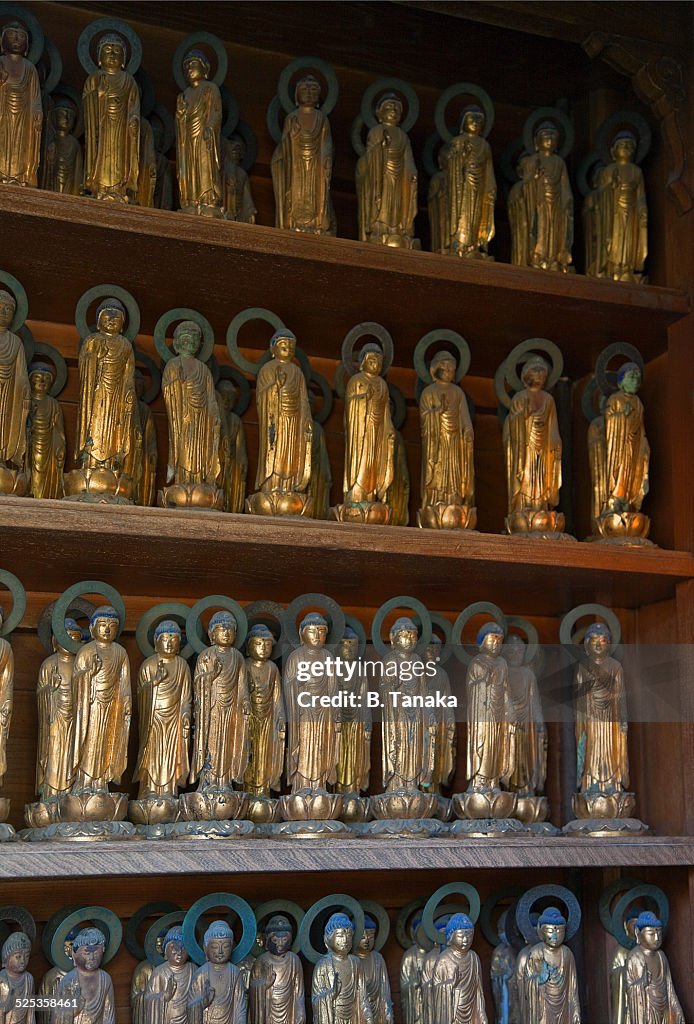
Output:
[5, 835, 694, 880]
[1, 188, 688, 378]
[2, 497, 692, 614]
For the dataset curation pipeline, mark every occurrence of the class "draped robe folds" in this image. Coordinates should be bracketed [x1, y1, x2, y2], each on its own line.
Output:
[355, 952, 393, 1024]
[625, 948, 684, 1024]
[0, 329, 30, 466]
[466, 653, 514, 789]
[574, 655, 629, 793]
[83, 68, 139, 199]
[610, 946, 629, 1024]
[217, 401, 247, 514]
[420, 948, 440, 1024]
[603, 391, 649, 512]
[518, 151, 573, 269]
[137, 116, 157, 207]
[309, 420, 332, 520]
[249, 950, 306, 1024]
[39, 967, 67, 999]
[176, 79, 223, 209]
[582, 188, 602, 279]
[428, 169, 448, 254]
[490, 943, 519, 1024]
[272, 107, 333, 233]
[521, 945, 580, 1024]
[188, 963, 247, 1024]
[381, 653, 432, 791]
[243, 658, 285, 795]
[131, 961, 152, 1024]
[0, 638, 14, 784]
[432, 949, 488, 1024]
[53, 968, 115, 1024]
[154, 151, 174, 210]
[311, 954, 373, 1024]
[162, 355, 221, 486]
[222, 146, 256, 223]
[29, 391, 66, 498]
[72, 640, 131, 789]
[134, 653, 191, 796]
[283, 646, 339, 790]
[508, 180, 528, 268]
[503, 390, 561, 515]
[507, 664, 546, 794]
[0, 967, 34, 1024]
[36, 651, 75, 797]
[428, 665, 456, 790]
[336, 670, 371, 794]
[447, 133, 496, 253]
[587, 414, 608, 521]
[386, 430, 409, 526]
[133, 400, 157, 506]
[145, 960, 195, 1024]
[41, 129, 83, 195]
[255, 359, 312, 494]
[0, 54, 41, 185]
[76, 332, 136, 468]
[344, 372, 394, 502]
[190, 645, 249, 788]
[356, 123, 417, 243]
[596, 162, 647, 279]
[420, 380, 474, 508]
[399, 945, 426, 1024]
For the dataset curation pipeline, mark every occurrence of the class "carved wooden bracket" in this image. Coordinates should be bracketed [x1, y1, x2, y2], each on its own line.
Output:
[584, 31, 692, 215]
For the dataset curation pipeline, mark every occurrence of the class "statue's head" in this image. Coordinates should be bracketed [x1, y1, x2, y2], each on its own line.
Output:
[434, 913, 452, 945]
[359, 342, 384, 377]
[173, 320, 202, 359]
[216, 378, 237, 413]
[375, 92, 403, 128]
[154, 619, 182, 657]
[324, 913, 353, 955]
[246, 623, 274, 661]
[0, 290, 16, 330]
[89, 605, 120, 644]
[425, 632, 442, 664]
[430, 350, 456, 384]
[534, 121, 560, 154]
[183, 48, 210, 86]
[299, 612, 328, 648]
[1, 20, 29, 57]
[295, 75, 321, 109]
[270, 329, 297, 364]
[390, 616, 418, 653]
[446, 912, 474, 952]
[208, 610, 237, 648]
[203, 921, 234, 964]
[583, 621, 611, 660]
[226, 133, 246, 165]
[96, 299, 126, 337]
[97, 32, 126, 72]
[611, 130, 637, 165]
[1, 932, 31, 974]
[410, 911, 426, 947]
[54, 616, 83, 655]
[72, 927, 106, 972]
[520, 356, 549, 391]
[356, 913, 377, 954]
[537, 907, 566, 948]
[503, 633, 526, 667]
[477, 621, 505, 656]
[634, 911, 663, 950]
[163, 926, 188, 967]
[338, 625, 359, 661]
[617, 361, 642, 395]
[53, 97, 78, 134]
[461, 104, 485, 136]
[264, 915, 293, 956]
[28, 362, 54, 396]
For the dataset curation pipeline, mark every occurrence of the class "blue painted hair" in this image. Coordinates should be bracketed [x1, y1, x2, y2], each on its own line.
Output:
[96, 298, 126, 320]
[154, 619, 181, 639]
[163, 926, 184, 949]
[476, 622, 504, 646]
[324, 913, 353, 937]
[538, 907, 566, 928]
[209, 610, 236, 630]
[617, 361, 641, 386]
[248, 624, 274, 639]
[270, 329, 296, 346]
[390, 616, 417, 635]
[300, 612, 328, 630]
[90, 605, 120, 626]
[585, 622, 611, 641]
[446, 913, 474, 940]
[635, 910, 662, 930]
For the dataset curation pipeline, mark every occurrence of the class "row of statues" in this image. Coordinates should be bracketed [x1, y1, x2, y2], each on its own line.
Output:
[0, 274, 653, 544]
[0, 876, 684, 1024]
[1, 11, 651, 279]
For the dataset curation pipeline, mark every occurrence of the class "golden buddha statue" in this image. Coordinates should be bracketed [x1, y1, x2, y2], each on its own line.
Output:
[41, 97, 83, 195]
[150, 112, 174, 210]
[40, 928, 79, 998]
[354, 915, 393, 1024]
[176, 49, 223, 216]
[223, 135, 256, 223]
[386, 397, 410, 526]
[424, 636, 455, 799]
[82, 32, 140, 202]
[249, 915, 305, 1024]
[418, 350, 475, 530]
[335, 627, 371, 799]
[27, 362, 66, 499]
[187, 921, 247, 1024]
[400, 913, 427, 1024]
[272, 74, 335, 235]
[594, 132, 647, 283]
[311, 914, 372, 1024]
[610, 915, 638, 1024]
[420, 917, 447, 1024]
[216, 379, 248, 514]
[308, 387, 332, 521]
[356, 92, 418, 248]
[0, 605, 15, 817]
[447, 106, 496, 259]
[132, 370, 158, 507]
[624, 912, 684, 1024]
[490, 912, 519, 1024]
[0, 932, 34, 1024]
[503, 635, 547, 821]
[431, 914, 487, 1024]
[248, 329, 313, 518]
[0, 19, 42, 186]
[137, 115, 156, 207]
[0, 288, 30, 496]
[53, 928, 116, 1024]
[243, 624, 285, 799]
[428, 144, 450, 254]
[516, 909, 581, 1024]
[143, 926, 195, 1024]
[580, 157, 603, 279]
[512, 121, 573, 272]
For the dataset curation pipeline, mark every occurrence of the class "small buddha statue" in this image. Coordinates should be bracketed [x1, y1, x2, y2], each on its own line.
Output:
[243, 624, 285, 801]
[503, 635, 547, 820]
[399, 912, 427, 1024]
[431, 914, 488, 1024]
[137, 115, 157, 207]
[222, 134, 256, 223]
[175, 49, 223, 217]
[0, 931, 34, 1023]
[216, 379, 248, 514]
[446, 105, 496, 259]
[41, 97, 83, 195]
[27, 361, 66, 499]
[0, 605, 15, 816]
[187, 921, 247, 1024]
[150, 111, 174, 210]
[249, 915, 305, 1024]
[516, 909, 581, 1024]
[354, 914, 393, 1024]
[52, 927, 116, 1024]
[490, 912, 519, 1024]
[131, 370, 158, 507]
[624, 911, 684, 1024]
[512, 122, 573, 272]
[335, 627, 371, 799]
[424, 635, 455, 799]
[311, 914, 372, 1024]
[0, 19, 42, 186]
[0, 289, 30, 496]
[594, 131, 647, 283]
[143, 926, 195, 1024]
[39, 927, 80, 997]
[428, 144, 450, 254]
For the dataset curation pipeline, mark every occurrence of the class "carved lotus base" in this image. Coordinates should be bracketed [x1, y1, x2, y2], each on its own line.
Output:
[330, 501, 392, 525]
[359, 818, 447, 839]
[514, 795, 550, 824]
[0, 465, 28, 496]
[165, 819, 256, 840]
[563, 817, 650, 839]
[527, 821, 562, 836]
[180, 203, 225, 219]
[270, 819, 353, 839]
[505, 509, 573, 539]
[337, 793, 371, 824]
[20, 820, 137, 842]
[0, 796, 10, 822]
[431, 794, 454, 822]
[63, 468, 133, 504]
[0, 824, 16, 842]
[572, 790, 636, 820]
[246, 490, 313, 517]
[279, 788, 343, 821]
[245, 795, 281, 825]
[591, 511, 653, 545]
[448, 817, 530, 838]
[24, 799, 61, 829]
[453, 788, 518, 820]
[179, 789, 249, 822]
[369, 789, 438, 821]
[57, 791, 128, 822]
[158, 482, 223, 511]
[128, 794, 181, 826]
[370, 232, 416, 249]
[417, 503, 477, 531]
